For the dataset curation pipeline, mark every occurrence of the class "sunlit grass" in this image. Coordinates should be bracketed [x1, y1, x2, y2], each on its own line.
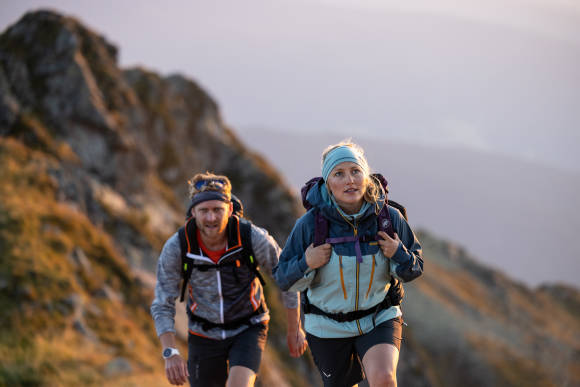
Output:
[0, 137, 166, 385]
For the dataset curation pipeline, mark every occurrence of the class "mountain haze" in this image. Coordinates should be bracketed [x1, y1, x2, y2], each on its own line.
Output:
[0, 10, 578, 387]
[240, 128, 580, 288]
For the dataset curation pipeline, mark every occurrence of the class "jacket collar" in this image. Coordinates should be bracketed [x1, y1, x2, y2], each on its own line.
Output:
[184, 215, 243, 253]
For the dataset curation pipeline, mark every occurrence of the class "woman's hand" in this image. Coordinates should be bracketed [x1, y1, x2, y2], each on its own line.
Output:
[377, 231, 400, 258]
[305, 243, 332, 269]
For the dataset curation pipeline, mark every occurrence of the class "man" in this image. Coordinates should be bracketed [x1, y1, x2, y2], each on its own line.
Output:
[151, 172, 307, 386]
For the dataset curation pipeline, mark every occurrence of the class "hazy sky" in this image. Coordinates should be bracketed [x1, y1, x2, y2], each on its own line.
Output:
[1, 0, 579, 171]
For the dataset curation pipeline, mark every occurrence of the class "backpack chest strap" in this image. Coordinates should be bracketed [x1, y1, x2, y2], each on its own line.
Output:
[314, 204, 394, 264]
[325, 233, 384, 262]
[325, 235, 364, 263]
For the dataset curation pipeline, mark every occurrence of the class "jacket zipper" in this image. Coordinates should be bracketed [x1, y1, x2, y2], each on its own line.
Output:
[336, 211, 364, 334]
[198, 247, 230, 339]
[216, 269, 226, 339]
[353, 221, 363, 335]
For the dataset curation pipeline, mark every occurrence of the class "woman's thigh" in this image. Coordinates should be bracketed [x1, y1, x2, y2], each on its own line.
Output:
[355, 317, 402, 386]
[361, 343, 399, 380]
[306, 332, 364, 387]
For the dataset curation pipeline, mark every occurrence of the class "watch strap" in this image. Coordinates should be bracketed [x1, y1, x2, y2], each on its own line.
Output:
[162, 347, 180, 359]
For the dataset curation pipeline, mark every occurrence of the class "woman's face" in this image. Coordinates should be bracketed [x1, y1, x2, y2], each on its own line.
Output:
[326, 161, 367, 214]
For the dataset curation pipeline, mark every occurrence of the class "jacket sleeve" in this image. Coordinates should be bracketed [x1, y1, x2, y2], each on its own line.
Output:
[150, 233, 182, 336]
[388, 207, 424, 282]
[251, 224, 299, 309]
[272, 213, 316, 292]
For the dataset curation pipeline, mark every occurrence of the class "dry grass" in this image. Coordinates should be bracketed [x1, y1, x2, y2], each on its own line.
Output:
[467, 334, 556, 387]
[0, 135, 314, 386]
[0, 137, 167, 385]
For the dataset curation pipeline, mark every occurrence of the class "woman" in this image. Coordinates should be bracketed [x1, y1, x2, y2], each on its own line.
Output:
[273, 141, 423, 387]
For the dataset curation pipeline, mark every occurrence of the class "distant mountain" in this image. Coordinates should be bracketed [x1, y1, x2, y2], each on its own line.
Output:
[1, 10, 578, 387]
[239, 128, 580, 288]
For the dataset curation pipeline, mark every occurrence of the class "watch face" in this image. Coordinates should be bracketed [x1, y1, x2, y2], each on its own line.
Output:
[163, 348, 172, 358]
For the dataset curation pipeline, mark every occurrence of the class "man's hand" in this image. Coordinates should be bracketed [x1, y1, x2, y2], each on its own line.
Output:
[160, 332, 188, 385]
[305, 243, 332, 269]
[377, 231, 400, 258]
[165, 354, 189, 385]
[286, 306, 307, 358]
[287, 327, 308, 357]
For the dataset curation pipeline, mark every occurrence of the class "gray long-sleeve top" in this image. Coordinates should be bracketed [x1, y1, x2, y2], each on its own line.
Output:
[151, 223, 298, 340]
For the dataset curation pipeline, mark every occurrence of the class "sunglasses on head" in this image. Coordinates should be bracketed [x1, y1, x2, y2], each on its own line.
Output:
[194, 178, 227, 190]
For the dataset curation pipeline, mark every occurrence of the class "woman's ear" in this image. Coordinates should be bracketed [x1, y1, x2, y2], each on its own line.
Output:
[228, 201, 234, 216]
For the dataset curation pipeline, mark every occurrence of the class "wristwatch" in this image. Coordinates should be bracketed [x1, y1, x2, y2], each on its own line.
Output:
[162, 347, 180, 359]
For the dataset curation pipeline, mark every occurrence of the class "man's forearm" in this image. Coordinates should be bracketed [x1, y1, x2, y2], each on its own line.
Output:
[286, 306, 301, 333]
[285, 305, 307, 357]
[160, 331, 178, 349]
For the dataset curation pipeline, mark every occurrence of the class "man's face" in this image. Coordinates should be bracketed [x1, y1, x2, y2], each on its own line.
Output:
[192, 200, 233, 239]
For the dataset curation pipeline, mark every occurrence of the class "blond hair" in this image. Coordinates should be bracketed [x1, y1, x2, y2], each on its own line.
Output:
[321, 140, 383, 205]
[188, 172, 232, 200]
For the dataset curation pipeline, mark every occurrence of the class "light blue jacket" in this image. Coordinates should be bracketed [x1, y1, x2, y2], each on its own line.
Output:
[273, 180, 423, 338]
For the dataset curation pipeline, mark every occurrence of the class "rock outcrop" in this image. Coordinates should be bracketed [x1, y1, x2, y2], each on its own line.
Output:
[0, 9, 306, 386]
[0, 10, 300, 272]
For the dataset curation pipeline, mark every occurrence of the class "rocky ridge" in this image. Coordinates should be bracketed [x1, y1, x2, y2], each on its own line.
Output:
[0, 10, 309, 386]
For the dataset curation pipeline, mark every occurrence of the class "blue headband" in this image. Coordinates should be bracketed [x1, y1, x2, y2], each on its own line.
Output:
[190, 191, 230, 208]
[322, 146, 366, 181]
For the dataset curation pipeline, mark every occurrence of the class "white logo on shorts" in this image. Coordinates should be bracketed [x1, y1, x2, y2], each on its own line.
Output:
[322, 371, 332, 378]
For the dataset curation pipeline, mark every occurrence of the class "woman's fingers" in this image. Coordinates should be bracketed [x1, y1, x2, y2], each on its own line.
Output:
[306, 243, 332, 268]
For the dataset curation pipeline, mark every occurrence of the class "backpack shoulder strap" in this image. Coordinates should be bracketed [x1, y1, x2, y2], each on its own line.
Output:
[178, 219, 196, 302]
[300, 177, 329, 246]
[313, 209, 329, 247]
[377, 200, 408, 240]
[238, 217, 254, 257]
[178, 225, 187, 259]
[238, 218, 266, 286]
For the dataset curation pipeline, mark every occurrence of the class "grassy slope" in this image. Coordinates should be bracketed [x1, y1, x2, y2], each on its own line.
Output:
[401, 230, 579, 387]
[0, 135, 170, 386]
[2, 12, 577, 386]
[2, 130, 578, 386]
[0, 128, 314, 386]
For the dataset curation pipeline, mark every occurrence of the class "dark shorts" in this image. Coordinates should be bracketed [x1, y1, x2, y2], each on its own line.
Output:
[306, 317, 403, 387]
[187, 323, 268, 387]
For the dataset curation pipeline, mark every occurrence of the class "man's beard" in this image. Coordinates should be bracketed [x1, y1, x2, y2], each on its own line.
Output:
[199, 222, 225, 238]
